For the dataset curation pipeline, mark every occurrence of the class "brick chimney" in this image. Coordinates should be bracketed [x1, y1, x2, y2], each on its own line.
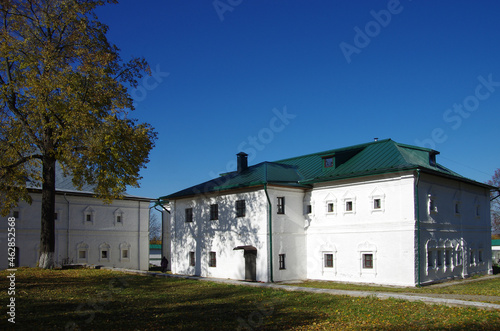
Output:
[237, 152, 248, 173]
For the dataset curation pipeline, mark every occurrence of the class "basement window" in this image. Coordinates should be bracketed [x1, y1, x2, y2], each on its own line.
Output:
[277, 197, 285, 214]
[279, 254, 286, 270]
[189, 252, 195, 267]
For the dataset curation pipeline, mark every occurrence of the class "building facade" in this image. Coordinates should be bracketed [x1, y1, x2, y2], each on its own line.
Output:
[160, 140, 493, 286]
[0, 169, 151, 270]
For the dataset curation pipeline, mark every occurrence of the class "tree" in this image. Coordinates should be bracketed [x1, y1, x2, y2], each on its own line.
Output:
[0, 0, 157, 268]
[149, 209, 162, 244]
[488, 169, 500, 234]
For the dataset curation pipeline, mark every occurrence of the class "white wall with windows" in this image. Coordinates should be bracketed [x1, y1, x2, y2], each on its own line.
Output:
[164, 171, 492, 286]
[0, 191, 150, 270]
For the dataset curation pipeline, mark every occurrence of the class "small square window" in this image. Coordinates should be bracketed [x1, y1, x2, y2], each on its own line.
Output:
[236, 200, 246, 218]
[189, 252, 195, 266]
[209, 252, 216, 267]
[327, 203, 334, 213]
[324, 254, 333, 268]
[279, 254, 286, 270]
[79, 250, 86, 259]
[345, 201, 353, 212]
[185, 208, 193, 222]
[362, 254, 373, 269]
[122, 249, 129, 259]
[277, 197, 285, 214]
[373, 199, 381, 210]
[210, 204, 218, 220]
[101, 250, 108, 259]
[324, 156, 334, 168]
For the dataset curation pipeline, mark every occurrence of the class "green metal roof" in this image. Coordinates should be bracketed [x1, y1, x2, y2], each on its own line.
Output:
[160, 139, 490, 200]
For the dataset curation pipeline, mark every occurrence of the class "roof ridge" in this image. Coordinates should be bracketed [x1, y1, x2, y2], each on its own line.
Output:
[275, 139, 393, 163]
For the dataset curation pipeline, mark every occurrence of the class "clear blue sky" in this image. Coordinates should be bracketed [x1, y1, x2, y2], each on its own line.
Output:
[95, 0, 500, 200]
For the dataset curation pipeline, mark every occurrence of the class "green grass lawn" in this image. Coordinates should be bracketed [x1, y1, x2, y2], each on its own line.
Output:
[1, 268, 499, 330]
[291, 276, 500, 298]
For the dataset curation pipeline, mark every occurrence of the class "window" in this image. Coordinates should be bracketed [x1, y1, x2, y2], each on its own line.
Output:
[185, 208, 193, 222]
[79, 250, 86, 259]
[475, 205, 480, 217]
[86, 214, 92, 222]
[362, 254, 373, 269]
[209, 252, 216, 267]
[120, 242, 131, 261]
[116, 215, 122, 223]
[277, 197, 285, 214]
[469, 249, 475, 265]
[456, 249, 462, 265]
[323, 156, 334, 168]
[189, 252, 195, 266]
[324, 254, 333, 268]
[437, 250, 443, 267]
[429, 199, 437, 214]
[54, 212, 58, 220]
[101, 250, 108, 259]
[478, 250, 483, 263]
[445, 249, 451, 267]
[454, 203, 460, 215]
[373, 199, 381, 210]
[114, 208, 124, 225]
[427, 251, 434, 268]
[345, 200, 353, 212]
[83, 207, 95, 224]
[327, 203, 334, 213]
[210, 204, 218, 220]
[279, 254, 286, 270]
[77, 242, 89, 261]
[306, 205, 312, 214]
[236, 200, 246, 217]
[13, 210, 19, 219]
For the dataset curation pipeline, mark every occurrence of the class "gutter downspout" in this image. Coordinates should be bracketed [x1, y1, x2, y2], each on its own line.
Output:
[264, 183, 273, 283]
[63, 193, 70, 265]
[415, 169, 421, 287]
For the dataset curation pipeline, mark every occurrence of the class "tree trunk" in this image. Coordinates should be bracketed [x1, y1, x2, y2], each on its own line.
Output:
[39, 154, 56, 269]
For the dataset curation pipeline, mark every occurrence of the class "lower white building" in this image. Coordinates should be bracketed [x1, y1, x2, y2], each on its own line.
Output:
[159, 140, 493, 286]
[0, 168, 151, 270]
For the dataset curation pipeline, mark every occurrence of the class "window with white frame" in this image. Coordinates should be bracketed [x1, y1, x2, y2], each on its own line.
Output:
[358, 242, 376, 275]
[120, 242, 131, 261]
[362, 253, 373, 269]
[456, 248, 462, 266]
[469, 249, 475, 265]
[324, 253, 334, 268]
[99, 243, 110, 262]
[369, 189, 385, 213]
[326, 202, 335, 213]
[343, 193, 355, 214]
[83, 206, 95, 224]
[114, 208, 124, 225]
[77, 242, 89, 262]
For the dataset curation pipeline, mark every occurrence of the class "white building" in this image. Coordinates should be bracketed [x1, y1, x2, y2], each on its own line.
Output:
[0, 167, 151, 270]
[159, 139, 493, 286]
